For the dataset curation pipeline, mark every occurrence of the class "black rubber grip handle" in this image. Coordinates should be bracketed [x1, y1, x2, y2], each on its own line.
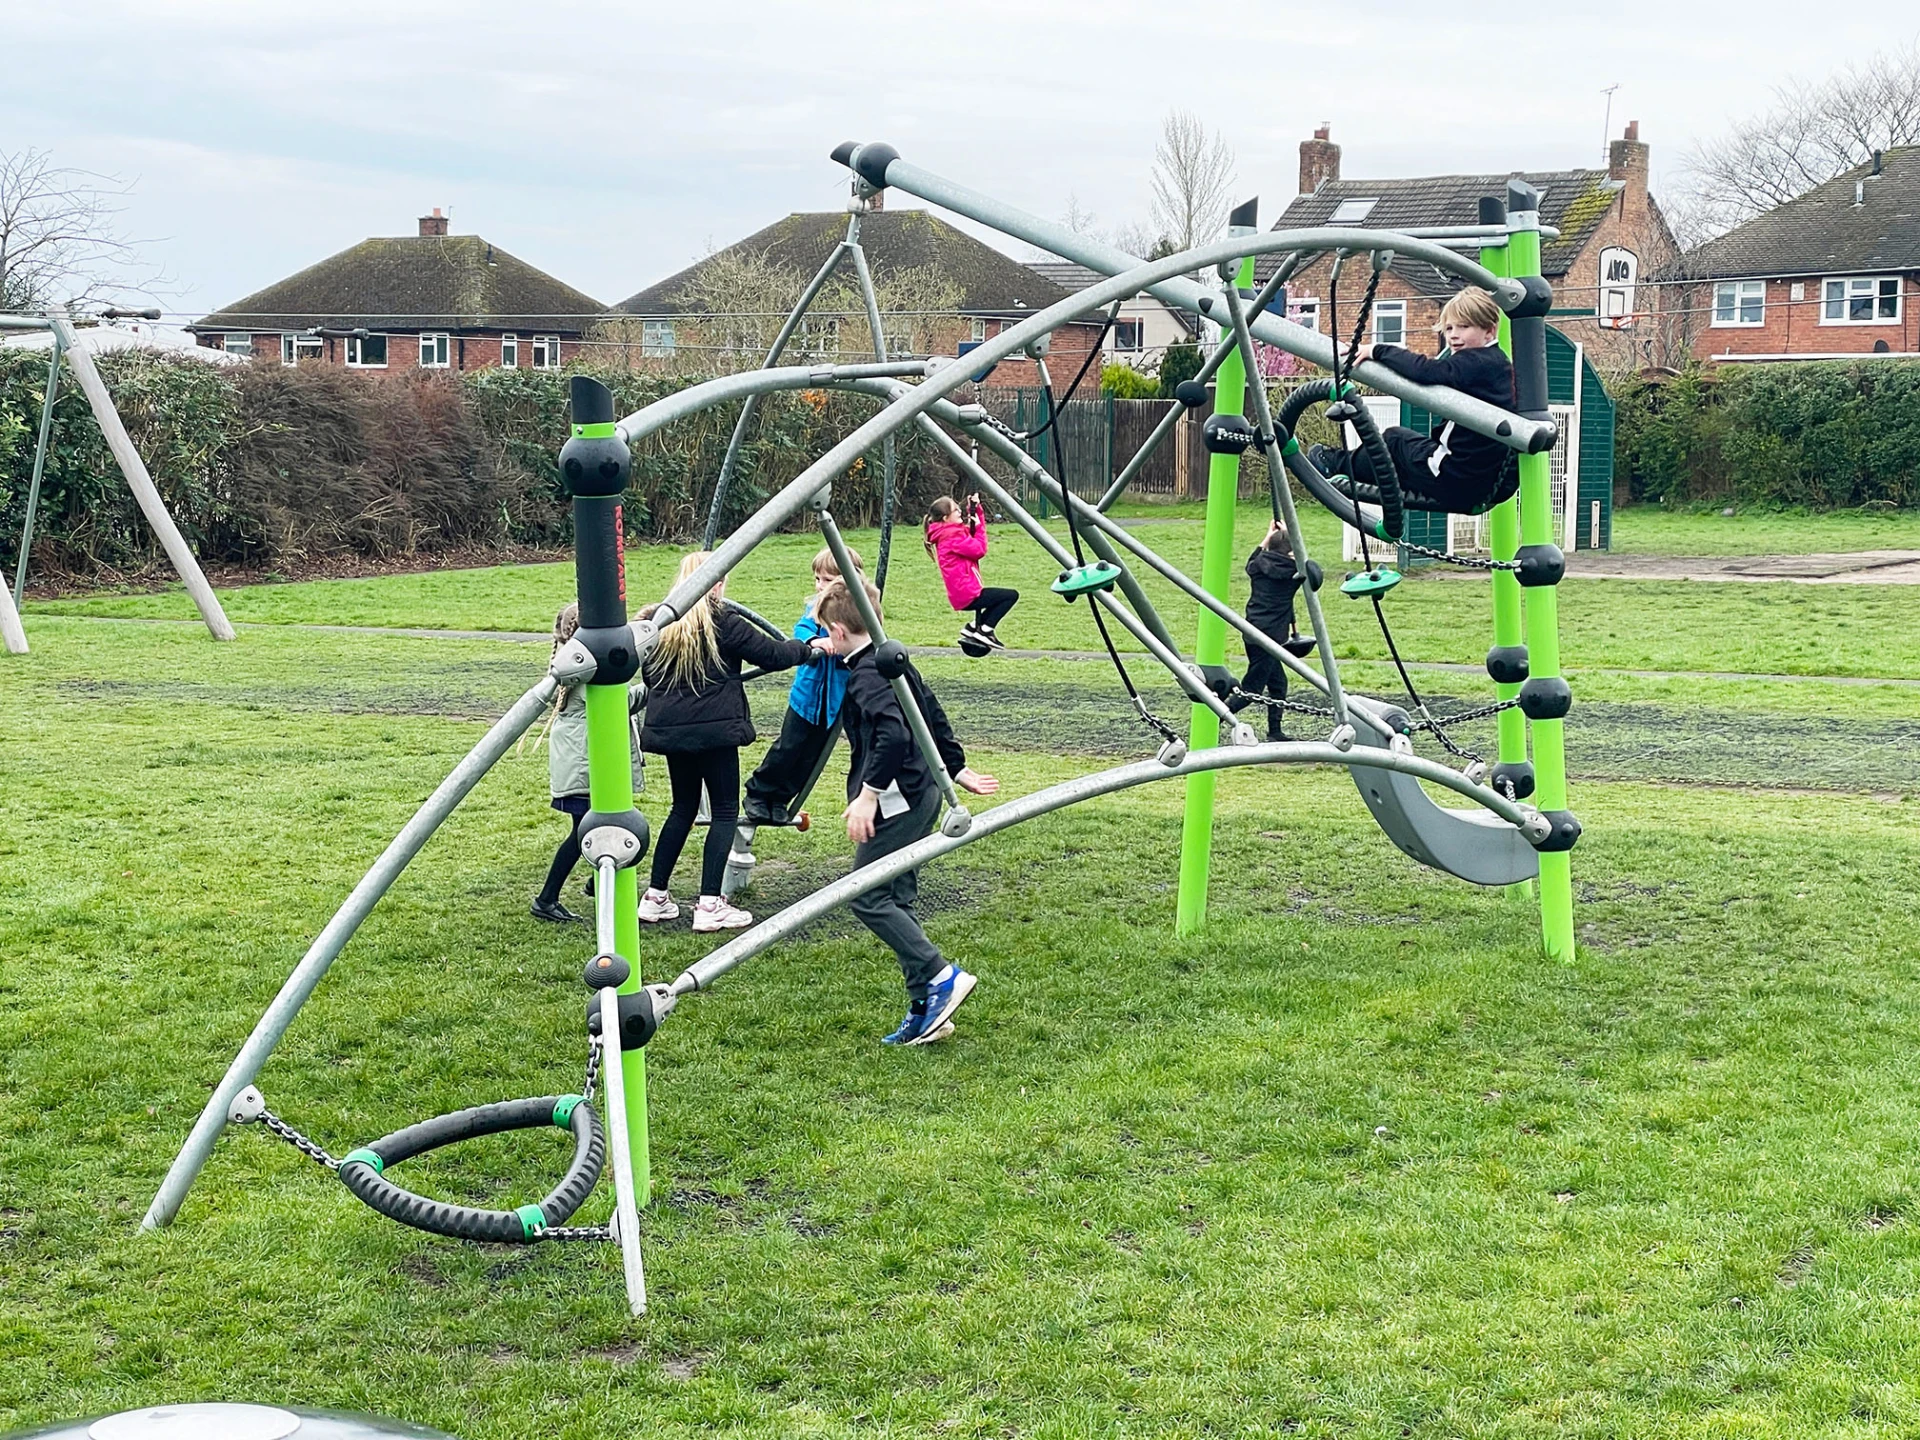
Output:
[338, 1096, 605, 1244]
[1344, 394, 1404, 541]
[1273, 379, 1404, 541]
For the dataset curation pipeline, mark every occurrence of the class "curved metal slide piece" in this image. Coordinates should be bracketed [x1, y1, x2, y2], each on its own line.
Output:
[670, 738, 1542, 999]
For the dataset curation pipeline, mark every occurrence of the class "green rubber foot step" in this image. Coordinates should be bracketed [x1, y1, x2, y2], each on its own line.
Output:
[1051, 561, 1122, 598]
[1341, 567, 1402, 597]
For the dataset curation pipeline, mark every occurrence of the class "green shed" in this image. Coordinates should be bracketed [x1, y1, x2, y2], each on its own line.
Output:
[1384, 326, 1613, 563]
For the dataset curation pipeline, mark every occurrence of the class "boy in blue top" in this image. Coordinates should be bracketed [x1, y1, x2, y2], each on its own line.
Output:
[744, 545, 861, 826]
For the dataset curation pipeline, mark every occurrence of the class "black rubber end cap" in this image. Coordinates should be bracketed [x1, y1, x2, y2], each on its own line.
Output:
[874, 638, 910, 680]
[1517, 676, 1573, 721]
[829, 141, 858, 166]
[585, 953, 630, 991]
[1200, 664, 1236, 700]
[1535, 809, 1581, 853]
[1303, 559, 1324, 592]
[1174, 380, 1209, 409]
[1486, 644, 1530, 685]
[1507, 178, 1542, 213]
[1376, 705, 1414, 736]
[1202, 413, 1254, 455]
[1515, 544, 1566, 588]
[1478, 196, 1506, 226]
[1228, 196, 1259, 230]
[851, 142, 900, 189]
[569, 376, 614, 427]
[1490, 760, 1535, 801]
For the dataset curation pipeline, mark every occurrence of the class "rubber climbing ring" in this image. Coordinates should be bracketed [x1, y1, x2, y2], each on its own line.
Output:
[337, 1095, 604, 1244]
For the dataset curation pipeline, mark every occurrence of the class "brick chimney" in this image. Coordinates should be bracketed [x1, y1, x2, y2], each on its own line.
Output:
[1607, 122, 1649, 214]
[418, 207, 448, 237]
[1299, 124, 1340, 197]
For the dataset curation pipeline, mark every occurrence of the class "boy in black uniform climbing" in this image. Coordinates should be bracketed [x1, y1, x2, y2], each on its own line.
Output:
[1308, 286, 1519, 516]
[1226, 520, 1304, 742]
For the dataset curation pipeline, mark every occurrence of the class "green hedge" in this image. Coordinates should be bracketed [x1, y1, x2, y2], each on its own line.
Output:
[1616, 360, 1920, 508]
[0, 351, 952, 580]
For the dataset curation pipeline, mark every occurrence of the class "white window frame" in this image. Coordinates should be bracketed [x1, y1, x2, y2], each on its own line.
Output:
[1287, 298, 1320, 333]
[969, 316, 988, 343]
[280, 333, 322, 366]
[418, 332, 450, 369]
[223, 333, 254, 357]
[797, 316, 840, 358]
[1329, 197, 1379, 223]
[1820, 275, 1902, 325]
[499, 334, 518, 368]
[639, 320, 675, 358]
[345, 333, 389, 368]
[1110, 317, 1145, 352]
[1711, 280, 1766, 328]
[530, 335, 561, 370]
[1371, 299, 1407, 347]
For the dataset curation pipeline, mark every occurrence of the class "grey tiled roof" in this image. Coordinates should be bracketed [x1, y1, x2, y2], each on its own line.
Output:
[1266, 170, 1622, 296]
[1025, 261, 1201, 335]
[193, 235, 605, 333]
[618, 210, 1077, 318]
[1656, 147, 1920, 281]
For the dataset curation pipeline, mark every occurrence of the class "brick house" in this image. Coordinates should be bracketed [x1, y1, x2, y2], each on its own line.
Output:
[1269, 123, 1678, 373]
[191, 210, 605, 372]
[1658, 147, 1920, 362]
[614, 203, 1105, 388]
[1024, 261, 1200, 371]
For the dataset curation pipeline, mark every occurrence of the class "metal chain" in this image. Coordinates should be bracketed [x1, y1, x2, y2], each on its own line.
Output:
[582, 1037, 602, 1105]
[1395, 538, 1521, 572]
[533, 1223, 613, 1243]
[256, 1107, 340, 1172]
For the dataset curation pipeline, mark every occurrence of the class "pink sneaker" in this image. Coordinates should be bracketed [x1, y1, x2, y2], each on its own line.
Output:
[691, 895, 752, 932]
[637, 888, 680, 924]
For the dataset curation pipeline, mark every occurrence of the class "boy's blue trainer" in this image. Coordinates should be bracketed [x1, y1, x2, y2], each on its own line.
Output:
[882, 969, 977, 1046]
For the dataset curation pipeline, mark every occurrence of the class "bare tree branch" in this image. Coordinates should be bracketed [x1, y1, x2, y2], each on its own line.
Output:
[0, 148, 166, 312]
[1676, 43, 1920, 239]
[1148, 109, 1236, 255]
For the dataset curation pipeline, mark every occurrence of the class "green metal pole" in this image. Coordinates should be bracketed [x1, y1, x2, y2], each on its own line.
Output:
[1176, 227, 1257, 937]
[560, 377, 650, 1200]
[1478, 209, 1532, 904]
[1506, 201, 1576, 961]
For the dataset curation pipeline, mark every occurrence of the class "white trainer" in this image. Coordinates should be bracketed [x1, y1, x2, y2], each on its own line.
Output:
[637, 888, 680, 924]
[691, 895, 752, 932]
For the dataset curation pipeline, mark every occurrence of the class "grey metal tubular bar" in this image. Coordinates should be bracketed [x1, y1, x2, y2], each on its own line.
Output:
[0, 315, 53, 331]
[1095, 259, 1300, 513]
[814, 508, 967, 817]
[839, 147, 1554, 455]
[142, 674, 561, 1230]
[15, 334, 60, 600]
[845, 240, 899, 591]
[912, 417, 1231, 721]
[592, 855, 646, 1315]
[614, 360, 930, 447]
[670, 738, 1537, 997]
[0, 553, 24, 653]
[704, 237, 854, 547]
[1218, 281, 1350, 727]
[639, 227, 1539, 645]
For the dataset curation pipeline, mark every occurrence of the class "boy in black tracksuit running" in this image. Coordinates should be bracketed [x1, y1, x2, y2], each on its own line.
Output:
[1308, 286, 1519, 516]
[815, 578, 999, 1047]
[1227, 521, 1305, 742]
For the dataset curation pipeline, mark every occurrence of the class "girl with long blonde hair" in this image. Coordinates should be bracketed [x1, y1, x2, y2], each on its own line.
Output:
[637, 551, 821, 931]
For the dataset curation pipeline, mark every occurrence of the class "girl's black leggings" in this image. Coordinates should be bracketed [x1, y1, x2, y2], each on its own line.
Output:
[649, 747, 741, 897]
[971, 586, 1019, 632]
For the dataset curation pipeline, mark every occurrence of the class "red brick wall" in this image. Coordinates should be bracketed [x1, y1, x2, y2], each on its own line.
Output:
[196, 330, 585, 371]
[1685, 275, 1920, 361]
[980, 318, 1107, 388]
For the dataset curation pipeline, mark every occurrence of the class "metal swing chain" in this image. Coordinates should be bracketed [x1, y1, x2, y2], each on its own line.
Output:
[253, 1105, 341, 1172]
[582, 1036, 603, 1105]
[1394, 538, 1522, 572]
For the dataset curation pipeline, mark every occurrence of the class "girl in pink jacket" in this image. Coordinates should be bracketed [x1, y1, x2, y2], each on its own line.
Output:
[923, 493, 1019, 653]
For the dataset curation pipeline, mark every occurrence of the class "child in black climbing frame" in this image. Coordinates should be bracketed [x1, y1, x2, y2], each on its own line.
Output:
[531, 601, 640, 923]
[815, 577, 999, 1046]
[1308, 286, 1519, 516]
[1226, 520, 1304, 743]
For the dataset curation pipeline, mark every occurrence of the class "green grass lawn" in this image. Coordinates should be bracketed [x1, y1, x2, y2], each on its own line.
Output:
[1611, 504, 1920, 556]
[8, 587, 1920, 1437]
[29, 504, 1920, 679]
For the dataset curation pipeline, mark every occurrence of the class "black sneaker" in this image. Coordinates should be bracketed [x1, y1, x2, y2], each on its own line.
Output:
[530, 897, 585, 924]
[1307, 443, 1346, 479]
[743, 798, 779, 825]
[978, 627, 1008, 651]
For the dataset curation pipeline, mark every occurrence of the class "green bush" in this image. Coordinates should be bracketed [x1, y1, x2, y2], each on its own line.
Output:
[1100, 362, 1159, 399]
[1156, 343, 1203, 398]
[1615, 360, 1920, 508]
[0, 351, 957, 581]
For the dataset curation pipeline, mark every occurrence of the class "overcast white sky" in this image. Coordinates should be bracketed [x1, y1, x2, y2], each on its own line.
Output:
[6, 1, 1915, 319]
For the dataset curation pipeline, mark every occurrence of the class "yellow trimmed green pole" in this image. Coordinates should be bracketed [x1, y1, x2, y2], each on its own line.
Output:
[1503, 184, 1578, 960]
[559, 377, 651, 1199]
[1477, 198, 1534, 903]
[1176, 201, 1259, 937]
